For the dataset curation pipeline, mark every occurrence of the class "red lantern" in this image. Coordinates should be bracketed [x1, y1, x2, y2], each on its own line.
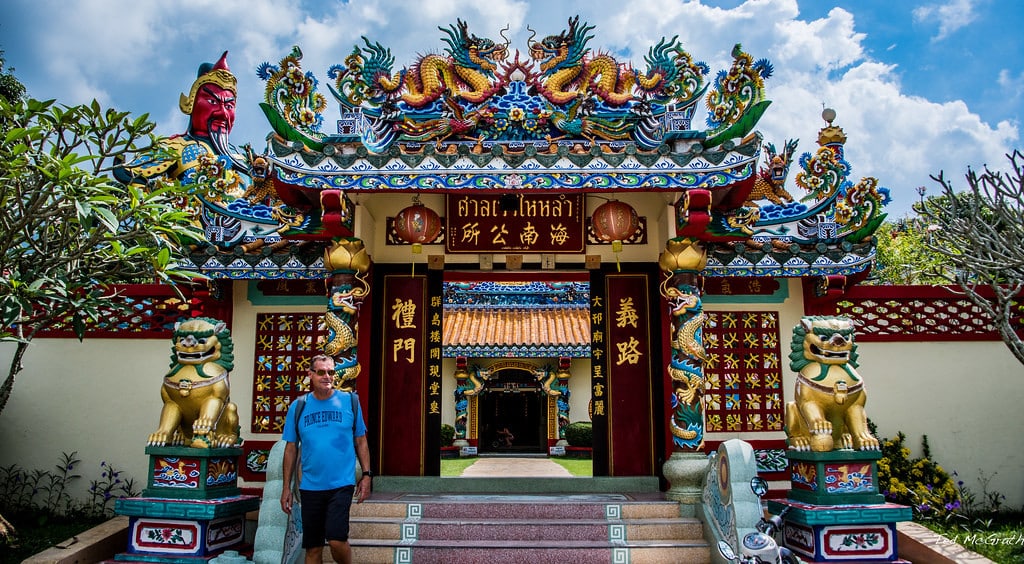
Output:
[393, 202, 441, 276]
[592, 200, 639, 271]
[393, 204, 442, 249]
[593, 200, 639, 247]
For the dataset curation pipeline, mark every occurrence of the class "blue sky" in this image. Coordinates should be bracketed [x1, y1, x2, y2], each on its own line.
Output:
[2, 0, 1021, 218]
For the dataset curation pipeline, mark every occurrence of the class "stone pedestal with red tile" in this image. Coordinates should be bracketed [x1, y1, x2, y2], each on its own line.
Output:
[114, 447, 259, 562]
[768, 450, 911, 562]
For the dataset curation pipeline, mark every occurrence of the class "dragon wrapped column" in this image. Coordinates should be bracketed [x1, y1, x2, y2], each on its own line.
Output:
[323, 238, 371, 391]
[658, 237, 712, 506]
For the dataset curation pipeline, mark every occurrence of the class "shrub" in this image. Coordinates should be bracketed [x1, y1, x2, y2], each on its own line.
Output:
[872, 422, 960, 521]
[0, 452, 139, 553]
[0, 452, 138, 521]
[440, 424, 456, 447]
[565, 421, 592, 447]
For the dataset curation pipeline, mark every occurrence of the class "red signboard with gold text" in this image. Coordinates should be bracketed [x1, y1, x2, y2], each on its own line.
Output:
[604, 273, 655, 476]
[379, 275, 427, 476]
[445, 194, 585, 253]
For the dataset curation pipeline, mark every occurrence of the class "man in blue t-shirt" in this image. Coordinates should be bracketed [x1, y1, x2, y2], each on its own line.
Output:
[281, 354, 371, 564]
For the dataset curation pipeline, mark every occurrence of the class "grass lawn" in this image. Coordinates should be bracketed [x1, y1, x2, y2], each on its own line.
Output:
[440, 457, 593, 477]
[551, 458, 592, 477]
[923, 513, 1024, 563]
[440, 457, 478, 476]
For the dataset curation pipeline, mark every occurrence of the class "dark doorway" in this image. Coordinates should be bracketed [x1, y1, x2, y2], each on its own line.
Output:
[479, 370, 546, 453]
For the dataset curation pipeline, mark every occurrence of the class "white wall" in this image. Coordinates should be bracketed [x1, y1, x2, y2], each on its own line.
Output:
[856, 339, 1024, 511]
[0, 281, 324, 498]
[0, 338, 167, 501]
[699, 279, 1024, 511]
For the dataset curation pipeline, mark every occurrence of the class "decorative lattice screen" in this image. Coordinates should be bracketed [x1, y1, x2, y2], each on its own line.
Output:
[251, 312, 327, 433]
[33, 284, 231, 339]
[703, 311, 784, 433]
[806, 284, 1019, 341]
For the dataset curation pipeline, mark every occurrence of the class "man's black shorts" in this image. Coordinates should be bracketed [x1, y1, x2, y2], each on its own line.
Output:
[300, 486, 355, 548]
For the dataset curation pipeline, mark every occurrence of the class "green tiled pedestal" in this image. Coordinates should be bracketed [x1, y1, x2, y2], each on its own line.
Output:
[771, 450, 911, 562]
[114, 446, 257, 562]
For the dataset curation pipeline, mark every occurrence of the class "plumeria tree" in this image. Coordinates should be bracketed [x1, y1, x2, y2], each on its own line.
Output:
[0, 95, 206, 416]
[915, 151, 1024, 365]
[871, 218, 949, 285]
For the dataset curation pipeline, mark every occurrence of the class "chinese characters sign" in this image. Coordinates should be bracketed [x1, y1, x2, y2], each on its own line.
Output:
[589, 275, 609, 476]
[445, 194, 585, 253]
[590, 272, 656, 476]
[380, 275, 428, 476]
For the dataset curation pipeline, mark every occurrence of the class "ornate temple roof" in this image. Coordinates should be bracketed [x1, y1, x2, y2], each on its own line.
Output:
[267, 132, 762, 194]
[171, 18, 889, 285]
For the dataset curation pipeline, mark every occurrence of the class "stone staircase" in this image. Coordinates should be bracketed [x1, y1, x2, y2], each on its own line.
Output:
[346, 486, 710, 563]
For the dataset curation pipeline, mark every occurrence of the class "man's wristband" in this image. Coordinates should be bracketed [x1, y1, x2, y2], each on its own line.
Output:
[362, 470, 374, 479]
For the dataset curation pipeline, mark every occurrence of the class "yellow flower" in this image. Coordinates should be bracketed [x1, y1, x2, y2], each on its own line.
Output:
[297, 107, 317, 126]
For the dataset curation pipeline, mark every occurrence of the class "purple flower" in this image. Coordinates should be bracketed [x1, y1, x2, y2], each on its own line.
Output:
[918, 503, 931, 512]
[926, 484, 933, 491]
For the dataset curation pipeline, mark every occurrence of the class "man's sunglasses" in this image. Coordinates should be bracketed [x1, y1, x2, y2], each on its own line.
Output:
[311, 369, 337, 376]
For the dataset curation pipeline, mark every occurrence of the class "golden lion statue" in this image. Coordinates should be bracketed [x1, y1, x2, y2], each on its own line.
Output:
[785, 316, 879, 452]
[148, 317, 240, 448]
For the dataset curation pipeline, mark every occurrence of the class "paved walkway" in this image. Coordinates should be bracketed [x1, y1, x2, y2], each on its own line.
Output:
[460, 456, 573, 477]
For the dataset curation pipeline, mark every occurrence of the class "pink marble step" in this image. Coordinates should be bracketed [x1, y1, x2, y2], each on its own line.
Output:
[351, 516, 703, 542]
[349, 539, 711, 564]
[347, 494, 710, 563]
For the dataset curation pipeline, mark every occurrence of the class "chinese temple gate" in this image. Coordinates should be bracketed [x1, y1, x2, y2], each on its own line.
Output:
[135, 17, 888, 497]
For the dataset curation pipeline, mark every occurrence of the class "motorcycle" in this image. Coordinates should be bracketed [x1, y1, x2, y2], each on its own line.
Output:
[717, 476, 799, 564]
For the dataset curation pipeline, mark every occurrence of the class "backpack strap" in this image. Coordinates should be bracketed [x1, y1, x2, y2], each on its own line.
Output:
[292, 393, 309, 444]
[288, 393, 309, 496]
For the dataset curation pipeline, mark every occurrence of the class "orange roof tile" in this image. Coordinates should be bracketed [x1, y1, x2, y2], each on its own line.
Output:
[443, 307, 591, 349]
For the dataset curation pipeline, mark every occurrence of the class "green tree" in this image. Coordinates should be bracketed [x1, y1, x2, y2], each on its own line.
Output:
[0, 50, 25, 104]
[0, 96, 206, 416]
[871, 219, 948, 285]
[915, 150, 1024, 365]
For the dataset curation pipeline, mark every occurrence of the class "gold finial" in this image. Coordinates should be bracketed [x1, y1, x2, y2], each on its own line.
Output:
[817, 107, 846, 147]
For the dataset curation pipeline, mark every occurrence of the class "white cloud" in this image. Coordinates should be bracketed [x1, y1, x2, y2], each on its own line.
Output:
[999, 69, 1024, 104]
[4, 0, 1017, 220]
[913, 0, 978, 41]
[762, 58, 1017, 216]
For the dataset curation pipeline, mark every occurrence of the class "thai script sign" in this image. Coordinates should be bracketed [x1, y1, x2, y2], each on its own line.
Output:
[445, 194, 585, 253]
